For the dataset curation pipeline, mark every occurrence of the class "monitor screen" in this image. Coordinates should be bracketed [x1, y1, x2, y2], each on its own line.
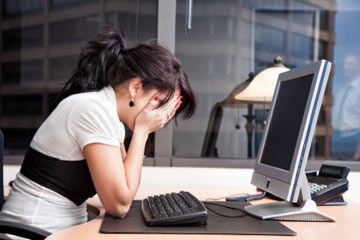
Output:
[259, 74, 314, 171]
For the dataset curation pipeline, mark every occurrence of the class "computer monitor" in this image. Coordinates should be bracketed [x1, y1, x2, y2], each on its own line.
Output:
[244, 60, 334, 222]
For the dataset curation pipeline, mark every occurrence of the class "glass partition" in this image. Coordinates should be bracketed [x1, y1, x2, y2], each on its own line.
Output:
[173, 0, 360, 163]
[1, 0, 360, 167]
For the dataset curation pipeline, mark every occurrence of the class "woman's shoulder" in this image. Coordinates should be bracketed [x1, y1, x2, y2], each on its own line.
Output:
[65, 91, 125, 149]
[61, 91, 114, 114]
[62, 91, 102, 104]
[53, 88, 124, 131]
[69, 95, 115, 121]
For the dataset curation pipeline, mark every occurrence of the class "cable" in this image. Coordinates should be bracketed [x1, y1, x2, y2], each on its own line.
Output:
[206, 191, 266, 202]
[226, 191, 266, 202]
[204, 202, 247, 218]
[205, 193, 248, 202]
[203, 191, 268, 218]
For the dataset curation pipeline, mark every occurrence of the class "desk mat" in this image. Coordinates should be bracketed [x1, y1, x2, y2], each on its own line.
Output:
[100, 201, 296, 236]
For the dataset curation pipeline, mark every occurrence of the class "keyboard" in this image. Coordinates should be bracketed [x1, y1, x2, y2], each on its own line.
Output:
[141, 191, 208, 226]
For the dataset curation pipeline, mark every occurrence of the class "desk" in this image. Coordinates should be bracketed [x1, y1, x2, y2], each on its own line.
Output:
[46, 167, 360, 240]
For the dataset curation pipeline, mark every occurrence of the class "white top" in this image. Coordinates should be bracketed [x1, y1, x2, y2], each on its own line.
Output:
[30, 86, 125, 160]
[332, 76, 360, 132]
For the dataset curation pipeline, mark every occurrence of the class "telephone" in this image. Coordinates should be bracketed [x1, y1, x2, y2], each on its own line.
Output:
[306, 164, 350, 206]
[228, 164, 350, 205]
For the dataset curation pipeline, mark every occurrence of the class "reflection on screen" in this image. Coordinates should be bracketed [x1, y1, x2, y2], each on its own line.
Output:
[260, 74, 314, 171]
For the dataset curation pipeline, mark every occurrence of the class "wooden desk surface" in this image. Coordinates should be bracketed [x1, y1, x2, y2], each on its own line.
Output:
[46, 167, 360, 240]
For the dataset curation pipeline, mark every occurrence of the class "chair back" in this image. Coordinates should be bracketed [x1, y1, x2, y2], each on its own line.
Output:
[0, 129, 4, 208]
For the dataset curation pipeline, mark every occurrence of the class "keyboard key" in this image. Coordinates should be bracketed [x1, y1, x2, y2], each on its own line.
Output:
[154, 195, 168, 218]
[171, 193, 191, 214]
[165, 193, 182, 215]
[180, 191, 198, 208]
[147, 197, 161, 219]
[159, 194, 179, 217]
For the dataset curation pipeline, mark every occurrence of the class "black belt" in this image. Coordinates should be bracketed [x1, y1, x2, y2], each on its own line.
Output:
[20, 148, 96, 206]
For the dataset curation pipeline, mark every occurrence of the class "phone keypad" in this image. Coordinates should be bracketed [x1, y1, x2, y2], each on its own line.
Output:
[309, 183, 327, 194]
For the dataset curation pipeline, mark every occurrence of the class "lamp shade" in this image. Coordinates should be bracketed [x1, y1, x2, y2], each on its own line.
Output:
[235, 56, 289, 103]
[218, 72, 254, 108]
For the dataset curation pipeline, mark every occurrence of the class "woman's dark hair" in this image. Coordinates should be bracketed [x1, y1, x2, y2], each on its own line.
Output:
[58, 28, 195, 119]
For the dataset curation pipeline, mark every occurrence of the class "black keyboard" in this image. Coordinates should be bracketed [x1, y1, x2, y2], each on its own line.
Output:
[141, 191, 208, 226]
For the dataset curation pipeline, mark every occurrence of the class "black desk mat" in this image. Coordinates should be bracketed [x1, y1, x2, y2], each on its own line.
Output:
[100, 201, 296, 236]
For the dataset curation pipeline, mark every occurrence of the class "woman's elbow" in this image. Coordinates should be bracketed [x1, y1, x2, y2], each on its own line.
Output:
[107, 192, 134, 217]
[104, 202, 132, 217]
[99, 189, 134, 217]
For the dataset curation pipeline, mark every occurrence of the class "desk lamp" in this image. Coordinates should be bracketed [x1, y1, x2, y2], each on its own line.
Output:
[235, 56, 289, 103]
[201, 56, 289, 158]
[235, 56, 289, 157]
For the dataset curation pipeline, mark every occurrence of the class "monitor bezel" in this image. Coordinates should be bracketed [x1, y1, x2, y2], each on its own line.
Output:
[252, 60, 331, 202]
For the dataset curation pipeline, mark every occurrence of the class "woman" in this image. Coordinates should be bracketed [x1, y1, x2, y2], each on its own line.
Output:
[0, 29, 195, 233]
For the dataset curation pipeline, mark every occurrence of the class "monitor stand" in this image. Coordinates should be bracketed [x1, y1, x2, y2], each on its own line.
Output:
[244, 173, 335, 222]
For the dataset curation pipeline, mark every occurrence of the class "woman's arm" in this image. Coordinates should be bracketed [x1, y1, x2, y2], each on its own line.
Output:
[120, 143, 126, 159]
[84, 96, 181, 217]
[84, 129, 147, 217]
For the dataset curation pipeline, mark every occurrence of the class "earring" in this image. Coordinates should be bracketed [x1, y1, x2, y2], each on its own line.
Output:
[129, 97, 135, 107]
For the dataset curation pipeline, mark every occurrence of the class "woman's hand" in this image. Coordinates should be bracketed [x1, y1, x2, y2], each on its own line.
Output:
[134, 95, 182, 135]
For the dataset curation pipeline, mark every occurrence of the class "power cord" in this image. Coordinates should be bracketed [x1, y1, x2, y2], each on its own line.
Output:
[226, 191, 267, 202]
[204, 202, 247, 218]
[203, 191, 267, 218]
[205, 191, 266, 202]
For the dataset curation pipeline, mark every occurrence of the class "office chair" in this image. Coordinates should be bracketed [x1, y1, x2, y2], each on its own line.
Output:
[0, 129, 50, 240]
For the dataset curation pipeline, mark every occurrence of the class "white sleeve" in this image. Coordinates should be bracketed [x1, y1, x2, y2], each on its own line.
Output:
[67, 99, 122, 150]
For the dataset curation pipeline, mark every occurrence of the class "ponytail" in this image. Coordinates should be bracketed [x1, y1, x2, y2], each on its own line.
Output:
[58, 28, 127, 101]
[56, 28, 196, 119]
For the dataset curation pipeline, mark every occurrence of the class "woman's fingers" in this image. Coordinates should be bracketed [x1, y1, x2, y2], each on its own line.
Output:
[169, 99, 182, 118]
[144, 95, 182, 128]
[163, 96, 183, 122]
[158, 95, 179, 112]
[145, 97, 161, 111]
[174, 97, 182, 111]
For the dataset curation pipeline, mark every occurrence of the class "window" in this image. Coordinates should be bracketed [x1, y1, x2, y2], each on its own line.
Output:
[105, 0, 157, 44]
[49, 56, 78, 83]
[291, 33, 313, 59]
[255, 24, 285, 53]
[2, 60, 43, 85]
[1, 0, 360, 168]
[173, 0, 360, 164]
[1, 129, 38, 152]
[50, 0, 96, 10]
[106, 12, 137, 41]
[2, 25, 43, 52]
[2, 94, 43, 116]
[2, 0, 43, 19]
[50, 16, 100, 45]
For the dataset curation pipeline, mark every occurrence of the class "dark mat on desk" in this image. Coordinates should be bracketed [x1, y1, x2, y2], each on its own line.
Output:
[100, 201, 296, 236]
